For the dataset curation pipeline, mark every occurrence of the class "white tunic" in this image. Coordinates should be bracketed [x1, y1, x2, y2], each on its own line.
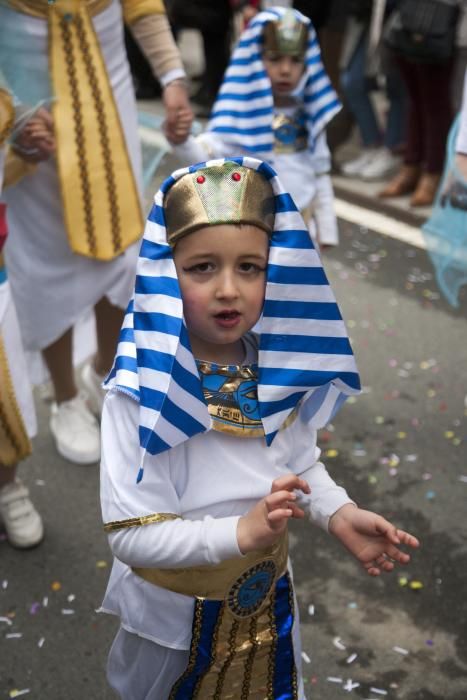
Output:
[99, 389, 353, 651]
[0, 1, 142, 352]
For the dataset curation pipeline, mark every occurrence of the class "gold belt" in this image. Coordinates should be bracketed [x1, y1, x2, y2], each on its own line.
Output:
[0, 332, 32, 466]
[133, 532, 288, 620]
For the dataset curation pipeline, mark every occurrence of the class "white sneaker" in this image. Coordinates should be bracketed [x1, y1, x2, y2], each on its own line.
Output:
[81, 361, 106, 416]
[0, 478, 44, 548]
[340, 149, 378, 177]
[50, 392, 100, 464]
[360, 148, 402, 181]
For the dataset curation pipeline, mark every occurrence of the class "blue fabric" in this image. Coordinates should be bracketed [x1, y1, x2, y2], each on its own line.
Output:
[422, 115, 467, 307]
[273, 574, 296, 700]
[170, 599, 222, 699]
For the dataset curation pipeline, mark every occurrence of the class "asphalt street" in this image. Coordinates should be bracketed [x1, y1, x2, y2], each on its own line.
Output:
[1, 157, 467, 699]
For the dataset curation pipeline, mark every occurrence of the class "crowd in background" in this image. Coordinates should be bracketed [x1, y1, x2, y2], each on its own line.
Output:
[127, 0, 467, 208]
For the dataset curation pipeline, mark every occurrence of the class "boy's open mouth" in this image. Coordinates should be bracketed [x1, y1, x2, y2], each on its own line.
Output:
[215, 311, 240, 320]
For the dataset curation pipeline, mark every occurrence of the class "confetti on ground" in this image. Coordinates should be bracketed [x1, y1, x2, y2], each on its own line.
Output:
[0, 616, 13, 626]
[51, 581, 61, 592]
[307, 604, 315, 616]
[343, 679, 360, 691]
[393, 646, 409, 655]
[67, 594, 76, 603]
[9, 690, 31, 698]
[325, 449, 339, 458]
[333, 636, 347, 650]
[409, 580, 424, 591]
[42, 597, 48, 607]
[61, 609, 75, 615]
[38, 637, 45, 648]
[370, 688, 388, 696]
[327, 677, 343, 684]
[29, 602, 40, 615]
[96, 560, 108, 569]
[301, 651, 311, 664]
[2, 580, 8, 589]
[6, 633, 22, 639]
[346, 653, 358, 664]
[459, 476, 467, 483]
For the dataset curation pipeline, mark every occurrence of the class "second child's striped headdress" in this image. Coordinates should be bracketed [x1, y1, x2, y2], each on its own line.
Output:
[207, 7, 340, 154]
[105, 158, 360, 481]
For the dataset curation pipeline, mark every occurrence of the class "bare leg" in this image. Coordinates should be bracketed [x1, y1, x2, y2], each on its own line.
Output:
[42, 327, 76, 404]
[0, 464, 17, 489]
[93, 296, 125, 376]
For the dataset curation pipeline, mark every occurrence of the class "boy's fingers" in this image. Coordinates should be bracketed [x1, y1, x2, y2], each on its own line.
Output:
[397, 530, 420, 548]
[267, 508, 292, 523]
[265, 490, 296, 511]
[271, 475, 310, 495]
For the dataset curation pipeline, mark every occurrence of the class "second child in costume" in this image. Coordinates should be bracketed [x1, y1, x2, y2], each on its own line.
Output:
[99, 158, 419, 699]
[170, 7, 341, 248]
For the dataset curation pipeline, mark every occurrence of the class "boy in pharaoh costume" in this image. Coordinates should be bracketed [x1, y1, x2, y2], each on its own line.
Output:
[99, 158, 419, 699]
[0, 0, 192, 465]
[170, 7, 340, 248]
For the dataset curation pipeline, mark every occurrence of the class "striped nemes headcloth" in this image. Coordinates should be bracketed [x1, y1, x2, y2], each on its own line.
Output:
[105, 158, 360, 482]
[207, 7, 340, 153]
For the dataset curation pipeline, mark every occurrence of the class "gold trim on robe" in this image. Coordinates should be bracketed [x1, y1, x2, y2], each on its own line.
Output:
[103, 511, 180, 532]
[121, 0, 165, 24]
[0, 333, 32, 466]
[0, 89, 14, 147]
[7, 0, 145, 260]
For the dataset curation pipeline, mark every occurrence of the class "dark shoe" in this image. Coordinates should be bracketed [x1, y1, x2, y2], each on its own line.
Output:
[410, 173, 441, 207]
[378, 165, 421, 198]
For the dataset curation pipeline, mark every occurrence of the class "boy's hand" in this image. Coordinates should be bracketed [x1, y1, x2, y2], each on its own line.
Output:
[329, 504, 420, 576]
[237, 475, 311, 554]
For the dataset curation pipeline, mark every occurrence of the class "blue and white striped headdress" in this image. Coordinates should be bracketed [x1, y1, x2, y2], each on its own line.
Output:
[207, 7, 340, 154]
[105, 157, 360, 481]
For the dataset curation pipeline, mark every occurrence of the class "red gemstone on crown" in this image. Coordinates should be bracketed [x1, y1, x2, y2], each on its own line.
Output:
[232, 172, 241, 181]
[196, 175, 206, 184]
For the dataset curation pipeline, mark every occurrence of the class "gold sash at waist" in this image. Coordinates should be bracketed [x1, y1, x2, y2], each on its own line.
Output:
[8, 0, 144, 260]
[7, 0, 112, 19]
[0, 333, 32, 466]
[133, 531, 288, 604]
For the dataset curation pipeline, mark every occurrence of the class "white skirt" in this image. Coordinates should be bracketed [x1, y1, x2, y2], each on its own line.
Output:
[1, 0, 142, 353]
[0, 281, 36, 439]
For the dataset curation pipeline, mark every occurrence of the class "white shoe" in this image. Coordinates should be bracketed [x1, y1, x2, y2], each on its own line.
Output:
[0, 478, 44, 548]
[81, 361, 106, 416]
[50, 392, 100, 465]
[360, 148, 402, 181]
[340, 149, 378, 177]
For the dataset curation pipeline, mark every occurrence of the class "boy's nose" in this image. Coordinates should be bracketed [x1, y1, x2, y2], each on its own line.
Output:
[216, 271, 239, 298]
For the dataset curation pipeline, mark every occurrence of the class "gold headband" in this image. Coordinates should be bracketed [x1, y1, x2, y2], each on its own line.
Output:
[164, 162, 275, 245]
[262, 11, 308, 58]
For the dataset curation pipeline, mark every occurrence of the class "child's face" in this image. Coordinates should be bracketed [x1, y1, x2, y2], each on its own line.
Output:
[263, 52, 305, 97]
[173, 224, 269, 364]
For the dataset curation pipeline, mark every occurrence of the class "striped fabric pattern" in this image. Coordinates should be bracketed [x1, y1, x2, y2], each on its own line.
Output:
[105, 157, 360, 480]
[207, 7, 340, 154]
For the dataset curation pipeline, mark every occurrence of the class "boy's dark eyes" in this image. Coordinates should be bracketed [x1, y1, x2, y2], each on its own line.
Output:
[183, 262, 266, 274]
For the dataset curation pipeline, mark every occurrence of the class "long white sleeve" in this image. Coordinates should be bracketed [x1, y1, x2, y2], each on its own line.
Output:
[100, 391, 242, 569]
[311, 173, 339, 246]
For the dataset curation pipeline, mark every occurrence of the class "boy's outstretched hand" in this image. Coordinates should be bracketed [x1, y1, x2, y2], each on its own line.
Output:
[237, 474, 311, 554]
[329, 504, 420, 576]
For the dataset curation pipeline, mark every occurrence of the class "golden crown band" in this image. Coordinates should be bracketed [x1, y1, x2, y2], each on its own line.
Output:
[164, 162, 275, 245]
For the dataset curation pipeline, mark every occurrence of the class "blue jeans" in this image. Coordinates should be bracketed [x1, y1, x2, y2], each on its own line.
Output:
[340, 32, 407, 150]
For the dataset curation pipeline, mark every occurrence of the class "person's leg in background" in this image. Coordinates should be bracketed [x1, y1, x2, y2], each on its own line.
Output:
[379, 55, 424, 198]
[410, 60, 454, 206]
[340, 31, 384, 176]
